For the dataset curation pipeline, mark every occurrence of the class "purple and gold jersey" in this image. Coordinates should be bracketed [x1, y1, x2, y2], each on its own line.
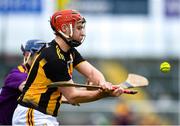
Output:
[0, 65, 27, 125]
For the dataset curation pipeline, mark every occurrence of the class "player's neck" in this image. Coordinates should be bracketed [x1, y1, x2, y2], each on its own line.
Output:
[55, 36, 71, 52]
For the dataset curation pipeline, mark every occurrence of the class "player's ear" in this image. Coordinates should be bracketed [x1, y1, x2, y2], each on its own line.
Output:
[61, 24, 69, 33]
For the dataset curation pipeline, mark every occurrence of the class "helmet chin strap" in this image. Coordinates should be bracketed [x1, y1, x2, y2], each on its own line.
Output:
[57, 24, 83, 47]
[67, 40, 82, 47]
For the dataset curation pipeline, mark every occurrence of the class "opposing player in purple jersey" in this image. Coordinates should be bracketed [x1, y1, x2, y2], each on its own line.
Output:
[0, 40, 46, 125]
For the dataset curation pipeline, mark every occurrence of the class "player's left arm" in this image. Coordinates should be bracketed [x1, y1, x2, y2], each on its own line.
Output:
[73, 48, 112, 89]
[75, 61, 106, 86]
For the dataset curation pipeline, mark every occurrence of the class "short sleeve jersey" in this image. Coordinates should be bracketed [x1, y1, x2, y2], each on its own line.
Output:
[18, 40, 85, 116]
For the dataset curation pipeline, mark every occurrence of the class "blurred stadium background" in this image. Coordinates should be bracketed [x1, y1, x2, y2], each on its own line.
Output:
[0, 0, 179, 125]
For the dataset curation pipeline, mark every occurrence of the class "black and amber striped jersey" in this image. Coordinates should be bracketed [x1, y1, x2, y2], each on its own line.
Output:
[18, 40, 85, 116]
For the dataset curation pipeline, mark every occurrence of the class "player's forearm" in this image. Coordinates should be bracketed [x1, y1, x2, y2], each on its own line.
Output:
[87, 68, 106, 85]
[76, 61, 106, 85]
[67, 89, 109, 104]
[61, 95, 80, 106]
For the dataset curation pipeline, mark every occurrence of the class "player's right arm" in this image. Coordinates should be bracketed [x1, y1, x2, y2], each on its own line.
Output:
[58, 80, 123, 105]
[72, 48, 112, 90]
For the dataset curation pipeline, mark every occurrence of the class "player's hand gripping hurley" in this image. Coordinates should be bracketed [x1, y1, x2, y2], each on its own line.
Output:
[47, 73, 149, 95]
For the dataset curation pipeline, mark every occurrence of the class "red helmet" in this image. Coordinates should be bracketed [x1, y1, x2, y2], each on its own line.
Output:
[50, 10, 85, 32]
[50, 10, 86, 46]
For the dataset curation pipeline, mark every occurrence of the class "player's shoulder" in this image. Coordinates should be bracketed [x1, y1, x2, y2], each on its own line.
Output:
[39, 40, 59, 61]
[7, 65, 27, 76]
[8, 65, 23, 74]
[41, 40, 55, 52]
[4, 65, 27, 82]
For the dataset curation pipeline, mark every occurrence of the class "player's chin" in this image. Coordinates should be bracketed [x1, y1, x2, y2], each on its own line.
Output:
[75, 38, 83, 43]
[79, 35, 85, 42]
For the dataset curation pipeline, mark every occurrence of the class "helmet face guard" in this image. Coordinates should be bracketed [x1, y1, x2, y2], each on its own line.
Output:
[50, 9, 86, 47]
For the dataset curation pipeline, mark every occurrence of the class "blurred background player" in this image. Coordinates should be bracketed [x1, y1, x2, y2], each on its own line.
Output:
[0, 39, 46, 125]
[12, 9, 124, 126]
